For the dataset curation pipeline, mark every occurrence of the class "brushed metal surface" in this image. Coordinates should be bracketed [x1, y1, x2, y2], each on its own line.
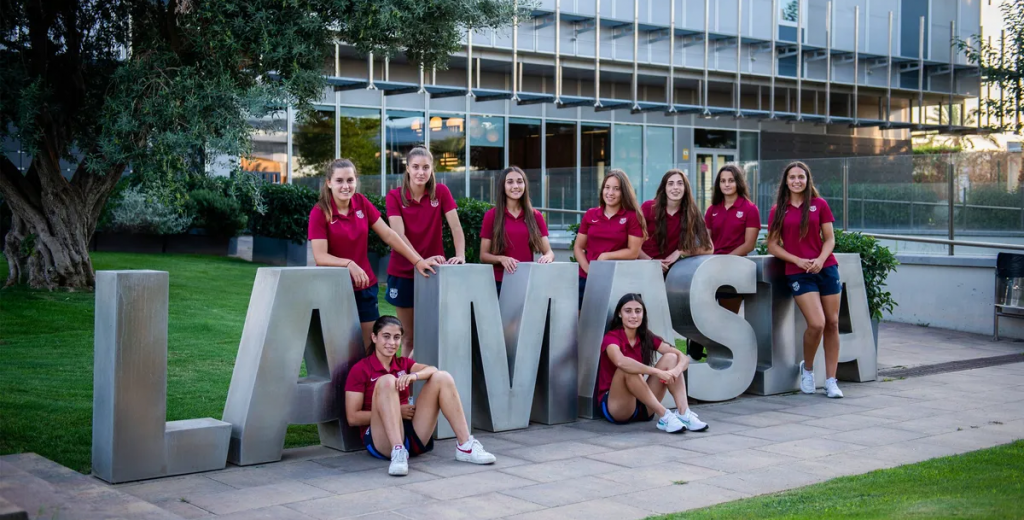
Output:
[92, 271, 231, 484]
[222, 267, 364, 466]
[665, 255, 759, 402]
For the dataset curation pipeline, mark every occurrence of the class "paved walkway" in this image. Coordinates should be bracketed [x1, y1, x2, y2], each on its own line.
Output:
[3, 323, 1024, 520]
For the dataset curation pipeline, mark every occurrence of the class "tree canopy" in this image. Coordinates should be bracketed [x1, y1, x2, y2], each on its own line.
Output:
[957, 0, 1024, 134]
[0, 0, 524, 289]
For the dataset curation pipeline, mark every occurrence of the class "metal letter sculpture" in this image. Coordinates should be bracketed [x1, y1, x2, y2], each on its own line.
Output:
[744, 255, 875, 395]
[665, 256, 759, 402]
[92, 271, 232, 484]
[222, 267, 364, 465]
[577, 260, 674, 418]
[415, 263, 578, 438]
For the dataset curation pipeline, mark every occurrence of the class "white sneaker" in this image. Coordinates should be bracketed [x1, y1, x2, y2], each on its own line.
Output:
[455, 436, 496, 465]
[799, 361, 815, 394]
[656, 409, 685, 433]
[676, 408, 709, 432]
[388, 446, 409, 476]
[825, 378, 844, 398]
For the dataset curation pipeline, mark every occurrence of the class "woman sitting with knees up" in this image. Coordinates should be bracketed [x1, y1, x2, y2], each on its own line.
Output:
[597, 293, 708, 433]
[344, 316, 496, 476]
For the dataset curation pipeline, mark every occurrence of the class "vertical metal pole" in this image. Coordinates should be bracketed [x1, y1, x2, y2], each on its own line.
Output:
[948, 157, 955, 255]
[918, 16, 925, 124]
[985, 35, 992, 127]
[367, 52, 376, 90]
[824, 1, 832, 123]
[595, 0, 602, 107]
[948, 21, 955, 126]
[632, 0, 640, 110]
[842, 159, 849, 230]
[795, 0, 803, 120]
[477, 57, 481, 89]
[703, 0, 710, 114]
[467, 31, 474, 97]
[286, 105, 293, 184]
[1000, 30, 1006, 129]
[735, 0, 742, 117]
[384, 56, 390, 81]
[853, 6, 859, 125]
[512, 0, 519, 101]
[555, 0, 562, 104]
[770, 0, 777, 118]
[886, 11, 892, 123]
[668, 0, 676, 111]
[335, 43, 341, 159]
[419, 64, 426, 94]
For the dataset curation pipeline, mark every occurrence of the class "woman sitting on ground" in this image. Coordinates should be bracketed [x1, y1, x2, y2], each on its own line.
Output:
[344, 316, 496, 476]
[597, 293, 709, 433]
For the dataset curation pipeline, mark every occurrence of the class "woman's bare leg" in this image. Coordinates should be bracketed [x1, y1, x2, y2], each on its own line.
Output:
[794, 292, 826, 368]
[607, 368, 668, 420]
[369, 374, 405, 454]
[647, 354, 692, 411]
[396, 306, 415, 359]
[820, 293, 842, 378]
[411, 371, 470, 445]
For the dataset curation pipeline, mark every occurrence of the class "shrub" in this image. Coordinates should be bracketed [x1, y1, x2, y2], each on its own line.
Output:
[443, 197, 492, 263]
[962, 185, 1024, 231]
[109, 185, 193, 235]
[913, 145, 963, 155]
[833, 229, 900, 320]
[186, 189, 248, 237]
[249, 183, 318, 243]
[365, 193, 389, 257]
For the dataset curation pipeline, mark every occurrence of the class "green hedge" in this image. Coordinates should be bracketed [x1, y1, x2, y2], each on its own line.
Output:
[249, 183, 318, 243]
[961, 185, 1024, 231]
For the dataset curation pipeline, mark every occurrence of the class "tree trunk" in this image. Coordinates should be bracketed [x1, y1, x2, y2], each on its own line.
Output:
[1, 155, 123, 290]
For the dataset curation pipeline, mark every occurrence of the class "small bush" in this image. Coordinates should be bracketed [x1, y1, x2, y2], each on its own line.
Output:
[444, 197, 492, 263]
[365, 193, 389, 257]
[833, 229, 900, 320]
[109, 186, 193, 235]
[248, 183, 318, 243]
[186, 189, 248, 237]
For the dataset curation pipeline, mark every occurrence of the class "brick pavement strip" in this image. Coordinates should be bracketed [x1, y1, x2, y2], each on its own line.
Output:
[185, 481, 331, 515]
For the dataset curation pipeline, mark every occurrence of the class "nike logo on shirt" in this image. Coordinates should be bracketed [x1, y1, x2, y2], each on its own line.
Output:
[370, 377, 379, 382]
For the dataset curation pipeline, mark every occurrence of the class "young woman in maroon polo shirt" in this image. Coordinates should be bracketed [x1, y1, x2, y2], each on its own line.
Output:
[573, 170, 646, 309]
[385, 147, 468, 359]
[479, 166, 555, 295]
[639, 169, 713, 272]
[766, 161, 844, 399]
[597, 293, 708, 433]
[309, 159, 440, 347]
[692, 165, 761, 359]
[345, 316, 496, 476]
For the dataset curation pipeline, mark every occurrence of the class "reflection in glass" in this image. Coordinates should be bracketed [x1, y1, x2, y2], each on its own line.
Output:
[581, 124, 611, 211]
[546, 122, 577, 226]
[510, 118, 542, 210]
[644, 126, 674, 202]
[694, 129, 738, 149]
[339, 107, 382, 196]
[385, 110, 425, 191]
[612, 124, 643, 203]
[469, 115, 505, 203]
[430, 114, 467, 199]
[293, 108, 335, 184]
[243, 115, 288, 184]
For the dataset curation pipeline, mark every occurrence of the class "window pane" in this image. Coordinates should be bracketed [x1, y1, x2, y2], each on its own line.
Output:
[243, 116, 288, 184]
[546, 121, 577, 226]
[509, 119, 542, 212]
[694, 129, 737, 149]
[612, 124, 643, 204]
[581, 124, 611, 211]
[340, 107, 382, 196]
[385, 110, 425, 191]
[469, 115, 505, 204]
[429, 114, 467, 199]
[644, 126, 674, 202]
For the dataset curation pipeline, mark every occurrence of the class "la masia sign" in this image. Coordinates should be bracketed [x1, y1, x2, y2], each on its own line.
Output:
[91, 255, 876, 483]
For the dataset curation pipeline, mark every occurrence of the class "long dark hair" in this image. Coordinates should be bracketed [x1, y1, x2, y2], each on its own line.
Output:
[711, 164, 752, 206]
[400, 147, 436, 207]
[367, 315, 404, 357]
[318, 158, 357, 223]
[607, 293, 656, 367]
[767, 161, 821, 242]
[651, 169, 711, 255]
[490, 166, 545, 255]
[601, 169, 648, 240]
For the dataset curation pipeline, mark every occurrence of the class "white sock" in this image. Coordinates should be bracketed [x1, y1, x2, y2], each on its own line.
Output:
[392, 444, 404, 454]
[679, 408, 690, 419]
[457, 437, 475, 450]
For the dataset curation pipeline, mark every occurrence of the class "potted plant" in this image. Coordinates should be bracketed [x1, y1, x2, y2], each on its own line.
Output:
[249, 183, 318, 266]
[166, 189, 248, 255]
[832, 229, 900, 346]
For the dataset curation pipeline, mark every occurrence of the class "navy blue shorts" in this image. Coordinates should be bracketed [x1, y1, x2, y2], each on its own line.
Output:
[362, 419, 434, 460]
[578, 276, 587, 310]
[385, 275, 415, 308]
[599, 391, 653, 425]
[355, 285, 380, 323]
[787, 265, 842, 297]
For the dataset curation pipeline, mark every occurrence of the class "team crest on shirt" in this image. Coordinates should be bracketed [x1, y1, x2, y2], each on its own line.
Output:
[389, 287, 398, 298]
[810, 205, 818, 212]
[791, 281, 800, 292]
[619, 217, 627, 224]
[356, 210, 364, 219]
[431, 199, 439, 207]
[397, 370, 407, 377]
[736, 211, 744, 218]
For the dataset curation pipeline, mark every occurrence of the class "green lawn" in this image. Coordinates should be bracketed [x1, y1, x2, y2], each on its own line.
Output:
[656, 440, 1024, 520]
[0, 252, 395, 473]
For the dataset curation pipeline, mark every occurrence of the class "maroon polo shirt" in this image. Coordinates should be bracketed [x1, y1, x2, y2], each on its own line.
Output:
[385, 184, 458, 279]
[640, 199, 683, 260]
[768, 197, 839, 276]
[577, 207, 644, 278]
[705, 197, 761, 255]
[344, 354, 416, 412]
[307, 194, 382, 289]
[596, 328, 665, 397]
[480, 207, 550, 282]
